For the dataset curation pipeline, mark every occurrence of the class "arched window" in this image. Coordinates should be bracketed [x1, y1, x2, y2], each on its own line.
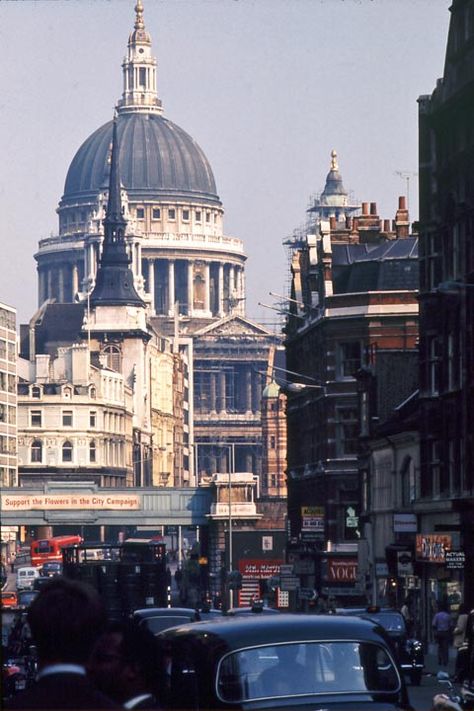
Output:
[31, 440, 43, 463]
[90, 387, 96, 399]
[102, 344, 121, 372]
[89, 440, 96, 463]
[31, 386, 41, 399]
[62, 440, 73, 463]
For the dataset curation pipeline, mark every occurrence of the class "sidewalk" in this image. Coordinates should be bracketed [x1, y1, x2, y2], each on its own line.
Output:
[423, 643, 456, 677]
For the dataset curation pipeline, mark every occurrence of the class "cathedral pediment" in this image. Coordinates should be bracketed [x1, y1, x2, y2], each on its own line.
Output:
[194, 315, 274, 337]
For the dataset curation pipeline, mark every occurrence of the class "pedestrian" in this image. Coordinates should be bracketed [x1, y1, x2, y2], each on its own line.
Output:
[5, 577, 117, 709]
[88, 621, 161, 709]
[432, 601, 453, 667]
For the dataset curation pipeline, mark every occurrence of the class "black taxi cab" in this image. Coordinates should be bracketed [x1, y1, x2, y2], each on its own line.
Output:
[155, 614, 413, 710]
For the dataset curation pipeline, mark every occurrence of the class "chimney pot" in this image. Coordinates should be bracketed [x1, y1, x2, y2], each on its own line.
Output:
[329, 215, 336, 230]
[383, 219, 391, 232]
[370, 202, 377, 215]
[399, 196, 407, 210]
[362, 202, 369, 215]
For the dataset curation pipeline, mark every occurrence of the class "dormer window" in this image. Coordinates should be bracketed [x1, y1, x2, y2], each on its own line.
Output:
[136, 207, 145, 220]
[152, 208, 161, 219]
[168, 208, 176, 220]
[182, 209, 190, 221]
[31, 386, 41, 399]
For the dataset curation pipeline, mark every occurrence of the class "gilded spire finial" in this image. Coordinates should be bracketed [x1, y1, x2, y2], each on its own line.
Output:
[330, 149, 338, 171]
[135, 0, 145, 30]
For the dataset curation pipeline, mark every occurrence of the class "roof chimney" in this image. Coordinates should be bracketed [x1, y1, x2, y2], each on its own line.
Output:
[395, 195, 410, 238]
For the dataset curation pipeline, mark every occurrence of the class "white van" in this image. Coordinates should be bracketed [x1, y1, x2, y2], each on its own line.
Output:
[16, 566, 40, 591]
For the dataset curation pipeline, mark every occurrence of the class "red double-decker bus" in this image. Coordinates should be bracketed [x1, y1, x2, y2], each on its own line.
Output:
[30, 535, 83, 568]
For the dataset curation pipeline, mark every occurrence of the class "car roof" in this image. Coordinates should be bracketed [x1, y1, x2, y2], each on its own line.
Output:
[133, 607, 198, 619]
[159, 613, 390, 648]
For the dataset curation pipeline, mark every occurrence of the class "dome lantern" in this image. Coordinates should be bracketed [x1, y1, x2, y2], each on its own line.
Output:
[117, 0, 163, 116]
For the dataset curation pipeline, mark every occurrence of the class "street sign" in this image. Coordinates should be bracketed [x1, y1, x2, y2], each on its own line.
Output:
[375, 562, 389, 577]
[393, 513, 417, 533]
[280, 576, 300, 591]
[445, 551, 465, 570]
[298, 587, 317, 600]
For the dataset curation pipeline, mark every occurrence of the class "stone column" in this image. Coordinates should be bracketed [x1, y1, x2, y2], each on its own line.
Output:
[229, 266, 236, 299]
[72, 264, 79, 298]
[252, 371, 261, 413]
[58, 267, 65, 303]
[218, 263, 224, 316]
[204, 262, 211, 313]
[148, 259, 155, 313]
[187, 261, 194, 315]
[168, 260, 175, 313]
[245, 368, 252, 412]
[218, 371, 226, 413]
[210, 372, 217, 412]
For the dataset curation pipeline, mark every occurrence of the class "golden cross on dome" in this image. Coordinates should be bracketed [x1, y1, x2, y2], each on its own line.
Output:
[135, 0, 145, 30]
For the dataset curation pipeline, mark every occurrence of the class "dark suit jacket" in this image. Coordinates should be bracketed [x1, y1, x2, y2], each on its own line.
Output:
[5, 672, 119, 710]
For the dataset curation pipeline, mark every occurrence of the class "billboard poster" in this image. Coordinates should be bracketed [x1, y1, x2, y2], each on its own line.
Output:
[301, 506, 325, 540]
[416, 534, 452, 563]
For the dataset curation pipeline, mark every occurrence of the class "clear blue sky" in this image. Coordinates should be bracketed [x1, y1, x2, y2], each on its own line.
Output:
[0, 0, 450, 325]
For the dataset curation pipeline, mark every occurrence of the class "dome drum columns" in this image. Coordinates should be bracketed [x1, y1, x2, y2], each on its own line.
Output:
[143, 257, 245, 319]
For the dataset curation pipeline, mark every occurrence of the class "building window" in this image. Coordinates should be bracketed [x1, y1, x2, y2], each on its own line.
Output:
[31, 440, 43, 463]
[90, 411, 97, 428]
[90, 387, 96, 399]
[62, 410, 73, 427]
[428, 335, 441, 395]
[182, 209, 190, 221]
[136, 207, 145, 219]
[429, 440, 441, 495]
[31, 410, 42, 427]
[270, 435, 276, 449]
[31, 386, 41, 399]
[168, 208, 176, 220]
[337, 342, 362, 379]
[447, 331, 460, 391]
[89, 440, 96, 463]
[152, 208, 161, 219]
[336, 406, 359, 456]
[102, 344, 122, 372]
[206, 212, 211, 223]
[401, 456, 416, 506]
[195, 210, 201, 222]
[62, 440, 73, 463]
[0, 404, 5, 422]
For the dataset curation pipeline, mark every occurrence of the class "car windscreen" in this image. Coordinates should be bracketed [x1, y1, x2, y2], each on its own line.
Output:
[217, 640, 401, 703]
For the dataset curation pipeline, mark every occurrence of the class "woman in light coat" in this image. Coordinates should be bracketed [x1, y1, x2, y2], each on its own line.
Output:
[453, 603, 469, 649]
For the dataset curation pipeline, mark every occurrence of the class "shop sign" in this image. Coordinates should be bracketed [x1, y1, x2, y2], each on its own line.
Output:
[375, 562, 389, 577]
[397, 550, 413, 576]
[445, 551, 465, 570]
[416, 534, 452, 563]
[1, 493, 140, 510]
[238, 559, 282, 578]
[327, 558, 358, 582]
[393, 513, 417, 533]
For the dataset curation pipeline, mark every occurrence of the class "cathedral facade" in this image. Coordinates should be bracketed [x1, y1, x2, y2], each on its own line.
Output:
[32, 1, 283, 492]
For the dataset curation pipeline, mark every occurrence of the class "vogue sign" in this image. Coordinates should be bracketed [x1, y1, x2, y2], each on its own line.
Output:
[327, 558, 358, 582]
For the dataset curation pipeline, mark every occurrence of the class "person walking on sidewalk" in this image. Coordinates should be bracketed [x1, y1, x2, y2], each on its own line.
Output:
[432, 601, 453, 667]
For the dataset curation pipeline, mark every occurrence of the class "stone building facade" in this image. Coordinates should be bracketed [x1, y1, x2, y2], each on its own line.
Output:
[417, 0, 474, 614]
[284, 153, 419, 601]
[31, 1, 283, 493]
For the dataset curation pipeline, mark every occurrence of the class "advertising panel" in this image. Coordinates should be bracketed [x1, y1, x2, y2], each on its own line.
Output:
[1, 493, 140, 510]
[416, 534, 452, 563]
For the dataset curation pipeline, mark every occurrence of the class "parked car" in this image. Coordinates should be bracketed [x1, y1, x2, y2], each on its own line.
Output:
[359, 608, 424, 686]
[155, 614, 412, 710]
[33, 577, 52, 592]
[40, 562, 62, 577]
[1, 591, 18, 609]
